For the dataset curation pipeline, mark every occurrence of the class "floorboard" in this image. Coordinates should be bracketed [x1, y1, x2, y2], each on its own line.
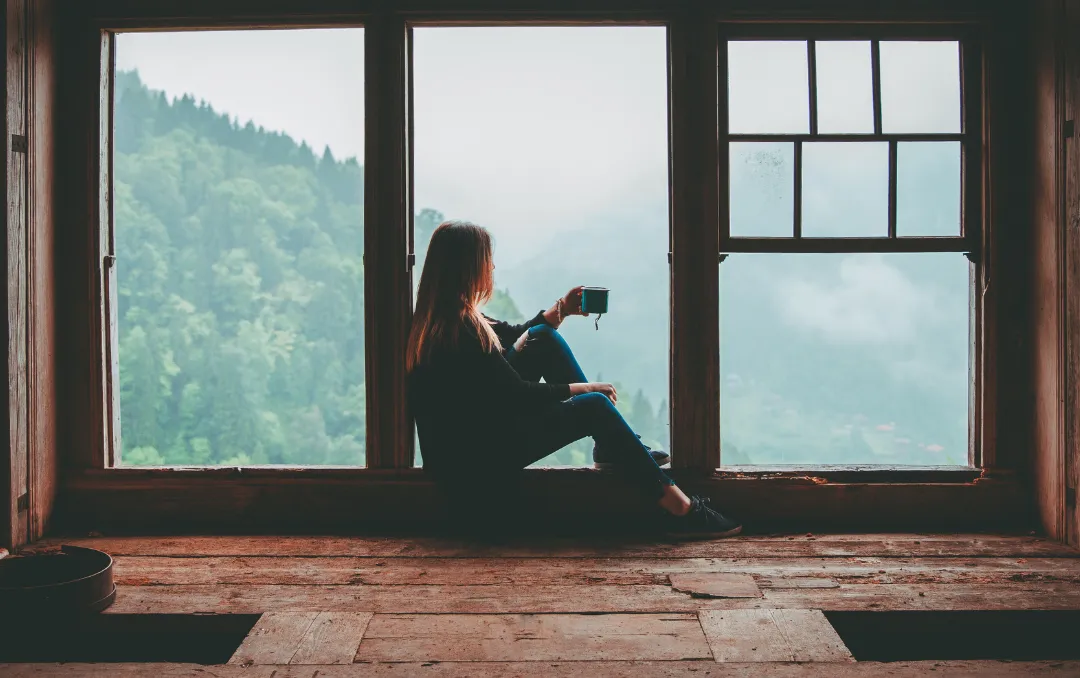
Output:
[32, 534, 1080, 558]
[355, 613, 712, 662]
[6, 534, 1079, 671]
[3, 661, 1079, 677]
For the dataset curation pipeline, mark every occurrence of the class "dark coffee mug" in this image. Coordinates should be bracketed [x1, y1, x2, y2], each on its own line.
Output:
[580, 286, 609, 315]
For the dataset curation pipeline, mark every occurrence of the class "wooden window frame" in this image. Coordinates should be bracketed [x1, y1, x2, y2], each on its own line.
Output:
[716, 22, 988, 470]
[89, 11, 989, 474]
[42, 0, 1027, 537]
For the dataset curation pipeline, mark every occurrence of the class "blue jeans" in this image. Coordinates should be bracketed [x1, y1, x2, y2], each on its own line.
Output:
[502, 324, 674, 498]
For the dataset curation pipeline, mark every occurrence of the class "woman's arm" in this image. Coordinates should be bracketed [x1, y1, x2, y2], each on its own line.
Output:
[487, 311, 550, 348]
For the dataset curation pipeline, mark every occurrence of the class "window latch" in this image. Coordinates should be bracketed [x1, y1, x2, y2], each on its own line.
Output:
[104, 254, 116, 269]
[11, 134, 27, 154]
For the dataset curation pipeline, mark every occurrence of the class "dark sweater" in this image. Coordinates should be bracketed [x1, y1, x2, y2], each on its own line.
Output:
[409, 311, 572, 474]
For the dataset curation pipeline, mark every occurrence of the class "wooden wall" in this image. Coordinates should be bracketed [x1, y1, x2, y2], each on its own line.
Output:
[1030, 0, 1065, 544]
[2, 0, 57, 552]
[1029, 0, 1080, 549]
[1065, 0, 1080, 549]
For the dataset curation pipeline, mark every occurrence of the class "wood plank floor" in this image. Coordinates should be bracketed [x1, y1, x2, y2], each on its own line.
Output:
[4, 533, 1079, 676]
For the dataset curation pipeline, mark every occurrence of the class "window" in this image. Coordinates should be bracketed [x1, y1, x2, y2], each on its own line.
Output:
[112, 29, 366, 466]
[720, 33, 974, 466]
[412, 27, 670, 467]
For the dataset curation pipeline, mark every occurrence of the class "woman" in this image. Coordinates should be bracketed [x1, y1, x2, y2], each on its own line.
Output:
[407, 220, 741, 537]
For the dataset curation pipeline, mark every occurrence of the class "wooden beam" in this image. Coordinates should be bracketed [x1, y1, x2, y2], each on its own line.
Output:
[41, 533, 1080, 558]
[27, 0, 58, 542]
[4, 0, 29, 551]
[669, 8, 720, 470]
[364, 13, 411, 469]
[53, 468, 1032, 534]
[104, 581, 1080, 615]
[722, 236, 970, 254]
[1064, 0, 1080, 549]
[1030, 0, 1067, 543]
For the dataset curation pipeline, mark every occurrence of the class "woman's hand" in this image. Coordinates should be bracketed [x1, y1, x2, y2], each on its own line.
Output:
[569, 382, 618, 404]
[561, 286, 588, 317]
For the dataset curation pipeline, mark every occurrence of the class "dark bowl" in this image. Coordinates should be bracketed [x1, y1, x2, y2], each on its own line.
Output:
[0, 545, 116, 617]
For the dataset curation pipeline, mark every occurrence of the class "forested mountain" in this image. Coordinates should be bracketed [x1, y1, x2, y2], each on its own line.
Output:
[114, 70, 667, 467]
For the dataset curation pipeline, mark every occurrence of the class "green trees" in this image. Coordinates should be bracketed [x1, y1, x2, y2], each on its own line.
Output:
[116, 70, 365, 466]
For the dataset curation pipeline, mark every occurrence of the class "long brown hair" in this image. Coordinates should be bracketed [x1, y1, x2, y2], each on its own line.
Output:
[407, 220, 502, 371]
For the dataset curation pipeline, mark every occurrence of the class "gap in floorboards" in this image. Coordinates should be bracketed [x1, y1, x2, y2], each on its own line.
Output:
[0, 614, 260, 664]
[826, 611, 1080, 662]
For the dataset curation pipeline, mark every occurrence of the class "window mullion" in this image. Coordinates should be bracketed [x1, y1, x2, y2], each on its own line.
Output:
[669, 16, 721, 471]
[888, 139, 898, 238]
[364, 13, 412, 469]
[871, 39, 883, 134]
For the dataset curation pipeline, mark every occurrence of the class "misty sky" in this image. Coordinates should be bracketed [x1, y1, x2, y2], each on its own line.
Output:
[116, 28, 959, 258]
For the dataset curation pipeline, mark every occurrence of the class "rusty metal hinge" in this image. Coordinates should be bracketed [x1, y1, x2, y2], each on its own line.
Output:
[11, 134, 27, 154]
[16, 493, 28, 513]
[1065, 119, 1075, 140]
[1067, 486, 1077, 509]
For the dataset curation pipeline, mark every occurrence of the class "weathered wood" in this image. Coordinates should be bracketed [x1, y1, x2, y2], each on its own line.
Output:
[1030, 0, 1066, 542]
[669, 573, 762, 598]
[289, 611, 372, 665]
[105, 581, 1080, 615]
[355, 613, 712, 662]
[27, 0, 58, 542]
[364, 12, 411, 469]
[669, 7, 720, 470]
[700, 609, 852, 662]
[228, 611, 320, 666]
[757, 578, 840, 589]
[3, 660, 1080, 677]
[1064, 0, 1080, 550]
[105, 555, 1080, 587]
[53, 471, 1033, 534]
[44, 533, 1078, 559]
[4, 0, 29, 553]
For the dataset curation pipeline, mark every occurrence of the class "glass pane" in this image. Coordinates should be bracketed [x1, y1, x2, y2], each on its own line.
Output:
[802, 142, 889, 237]
[729, 41, 809, 134]
[880, 41, 962, 133]
[897, 142, 962, 236]
[816, 41, 874, 134]
[730, 142, 794, 237]
[720, 253, 970, 466]
[414, 27, 670, 468]
[114, 30, 366, 466]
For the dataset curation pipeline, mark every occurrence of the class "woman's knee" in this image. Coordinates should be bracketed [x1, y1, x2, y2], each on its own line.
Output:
[528, 323, 557, 341]
[576, 391, 617, 413]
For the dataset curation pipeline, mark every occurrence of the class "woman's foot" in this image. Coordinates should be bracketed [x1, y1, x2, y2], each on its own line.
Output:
[593, 436, 671, 469]
[665, 496, 742, 538]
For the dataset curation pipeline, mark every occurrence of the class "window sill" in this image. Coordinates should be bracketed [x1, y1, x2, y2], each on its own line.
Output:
[89, 464, 980, 484]
[57, 465, 1027, 535]
[716, 465, 982, 483]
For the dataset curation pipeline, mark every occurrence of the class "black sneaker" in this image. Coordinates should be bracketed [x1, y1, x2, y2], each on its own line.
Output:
[593, 435, 671, 470]
[665, 496, 742, 538]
